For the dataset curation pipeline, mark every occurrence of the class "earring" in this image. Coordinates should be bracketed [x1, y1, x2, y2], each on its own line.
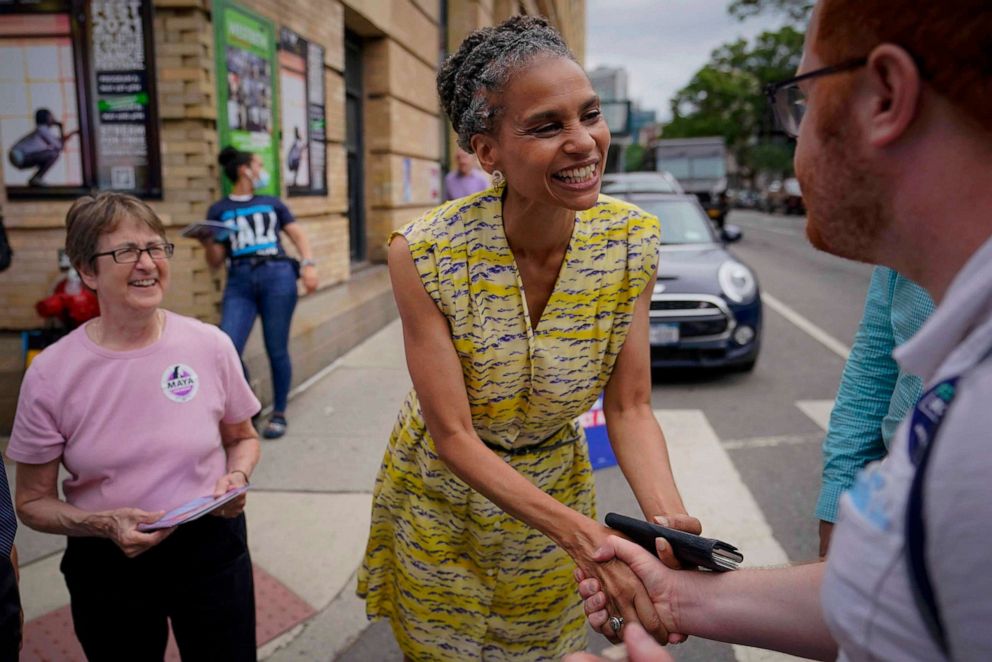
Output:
[491, 169, 505, 186]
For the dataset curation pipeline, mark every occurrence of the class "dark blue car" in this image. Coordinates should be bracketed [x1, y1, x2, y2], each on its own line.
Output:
[619, 193, 763, 371]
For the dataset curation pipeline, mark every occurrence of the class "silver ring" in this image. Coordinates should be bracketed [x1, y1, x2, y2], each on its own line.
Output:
[608, 615, 624, 635]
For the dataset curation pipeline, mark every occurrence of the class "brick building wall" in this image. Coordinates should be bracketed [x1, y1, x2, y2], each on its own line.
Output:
[0, 0, 364, 333]
[0, 0, 585, 431]
[232, 0, 351, 286]
[352, 2, 444, 263]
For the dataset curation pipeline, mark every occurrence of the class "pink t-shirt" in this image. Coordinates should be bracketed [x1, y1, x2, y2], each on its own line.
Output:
[7, 311, 260, 514]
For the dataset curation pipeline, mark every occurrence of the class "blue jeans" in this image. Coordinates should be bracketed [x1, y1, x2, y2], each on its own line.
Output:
[221, 259, 298, 413]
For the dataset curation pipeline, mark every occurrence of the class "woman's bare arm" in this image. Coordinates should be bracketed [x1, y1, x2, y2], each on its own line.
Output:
[15, 460, 171, 557]
[602, 271, 691, 522]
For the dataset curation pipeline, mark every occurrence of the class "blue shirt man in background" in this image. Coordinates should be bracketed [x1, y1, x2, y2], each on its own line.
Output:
[816, 266, 935, 556]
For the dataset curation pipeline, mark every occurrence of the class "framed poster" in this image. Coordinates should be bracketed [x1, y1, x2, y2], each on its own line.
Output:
[213, 0, 280, 196]
[88, 0, 162, 195]
[0, 0, 161, 199]
[306, 40, 326, 195]
[278, 27, 326, 196]
[0, 7, 89, 194]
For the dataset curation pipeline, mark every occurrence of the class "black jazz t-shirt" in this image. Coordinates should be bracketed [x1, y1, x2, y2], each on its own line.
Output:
[205, 195, 295, 258]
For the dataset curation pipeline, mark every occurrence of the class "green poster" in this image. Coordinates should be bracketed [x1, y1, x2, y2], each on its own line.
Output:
[213, 0, 280, 195]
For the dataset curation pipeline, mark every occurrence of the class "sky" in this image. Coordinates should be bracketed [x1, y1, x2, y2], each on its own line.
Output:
[586, 0, 788, 122]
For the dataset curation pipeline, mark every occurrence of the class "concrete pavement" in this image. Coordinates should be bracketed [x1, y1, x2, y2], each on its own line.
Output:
[256, 319, 412, 658]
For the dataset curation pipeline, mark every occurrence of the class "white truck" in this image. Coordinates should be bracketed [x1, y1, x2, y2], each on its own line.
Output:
[654, 136, 730, 227]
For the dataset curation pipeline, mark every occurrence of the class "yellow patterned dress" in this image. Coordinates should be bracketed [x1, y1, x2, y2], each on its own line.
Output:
[357, 185, 660, 661]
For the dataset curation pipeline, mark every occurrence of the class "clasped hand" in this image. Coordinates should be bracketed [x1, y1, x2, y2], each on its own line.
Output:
[100, 508, 174, 558]
[573, 514, 700, 647]
[101, 471, 247, 557]
[209, 471, 249, 518]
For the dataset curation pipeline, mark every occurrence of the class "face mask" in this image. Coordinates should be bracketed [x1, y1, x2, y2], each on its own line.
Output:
[252, 168, 270, 191]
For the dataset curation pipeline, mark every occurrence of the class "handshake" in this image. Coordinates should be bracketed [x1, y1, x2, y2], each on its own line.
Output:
[565, 513, 744, 662]
[564, 513, 836, 662]
[565, 513, 706, 662]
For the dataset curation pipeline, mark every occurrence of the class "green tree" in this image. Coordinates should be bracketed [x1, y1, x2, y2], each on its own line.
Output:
[728, 0, 813, 24]
[744, 141, 794, 174]
[661, 26, 804, 178]
[625, 143, 646, 172]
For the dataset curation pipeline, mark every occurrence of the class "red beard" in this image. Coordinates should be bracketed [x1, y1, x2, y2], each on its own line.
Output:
[797, 91, 890, 263]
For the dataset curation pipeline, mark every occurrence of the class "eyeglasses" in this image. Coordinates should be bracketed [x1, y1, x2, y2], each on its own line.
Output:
[91, 242, 175, 264]
[764, 57, 867, 138]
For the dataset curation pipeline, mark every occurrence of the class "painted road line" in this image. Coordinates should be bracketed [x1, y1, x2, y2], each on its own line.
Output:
[740, 221, 805, 237]
[657, 410, 809, 661]
[762, 293, 851, 360]
[722, 431, 823, 451]
[797, 400, 835, 431]
[731, 211, 807, 235]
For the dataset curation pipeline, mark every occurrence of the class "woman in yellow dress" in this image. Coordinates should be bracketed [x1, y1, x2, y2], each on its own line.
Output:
[358, 16, 699, 660]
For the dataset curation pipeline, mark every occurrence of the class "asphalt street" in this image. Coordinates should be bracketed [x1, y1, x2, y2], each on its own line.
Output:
[649, 208, 872, 559]
[598, 208, 870, 661]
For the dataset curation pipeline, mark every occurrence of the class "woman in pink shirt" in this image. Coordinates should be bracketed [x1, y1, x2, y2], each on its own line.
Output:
[8, 193, 262, 660]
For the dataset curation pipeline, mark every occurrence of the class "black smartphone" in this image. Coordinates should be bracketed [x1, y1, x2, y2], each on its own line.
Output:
[604, 513, 743, 572]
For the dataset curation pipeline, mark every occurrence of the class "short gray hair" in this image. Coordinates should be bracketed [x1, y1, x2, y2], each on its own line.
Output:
[437, 15, 577, 153]
[65, 192, 166, 273]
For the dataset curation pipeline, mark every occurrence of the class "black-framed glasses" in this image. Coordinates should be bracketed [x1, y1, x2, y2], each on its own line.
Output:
[764, 57, 867, 138]
[91, 242, 175, 264]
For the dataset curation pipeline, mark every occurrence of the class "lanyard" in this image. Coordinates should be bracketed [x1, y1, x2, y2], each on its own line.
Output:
[906, 377, 959, 466]
[905, 343, 992, 655]
[905, 376, 959, 656]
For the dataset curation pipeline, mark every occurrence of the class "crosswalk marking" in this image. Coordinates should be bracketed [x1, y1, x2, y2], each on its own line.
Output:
[660, 410, 790, 568]
[657, 410, 810, 661]
[796, 400, 835, 431]
[719, 400, 834, 450]
[722, 432, 823, 450]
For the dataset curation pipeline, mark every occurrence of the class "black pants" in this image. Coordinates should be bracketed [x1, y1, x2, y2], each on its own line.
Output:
[0, 555, 21, 660]
[61, 514, 255, 662]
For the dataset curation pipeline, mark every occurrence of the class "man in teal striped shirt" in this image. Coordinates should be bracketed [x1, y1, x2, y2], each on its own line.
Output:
[816, 266, 934, 556]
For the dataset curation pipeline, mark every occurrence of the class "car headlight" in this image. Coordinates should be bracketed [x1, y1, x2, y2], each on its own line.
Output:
[718, 261, 757, 303]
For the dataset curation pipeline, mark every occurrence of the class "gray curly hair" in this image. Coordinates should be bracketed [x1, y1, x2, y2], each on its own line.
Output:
[437, 15, 577, 153]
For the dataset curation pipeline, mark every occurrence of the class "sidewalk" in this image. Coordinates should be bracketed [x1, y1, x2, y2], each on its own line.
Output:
[13, 319, 412, 660]
[12, 318, 806, 661]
